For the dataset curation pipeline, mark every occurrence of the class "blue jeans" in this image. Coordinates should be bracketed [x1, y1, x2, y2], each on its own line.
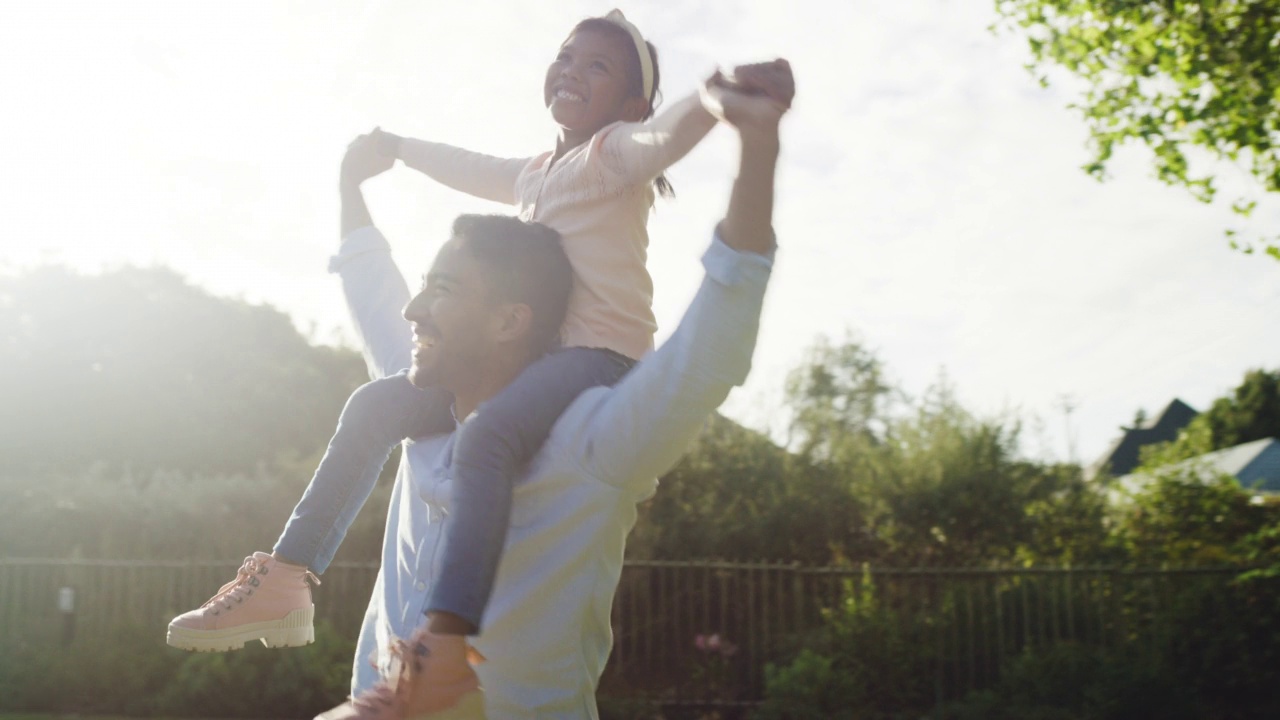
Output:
[273, 371, 453, 573]
[273, 347, 634, 627]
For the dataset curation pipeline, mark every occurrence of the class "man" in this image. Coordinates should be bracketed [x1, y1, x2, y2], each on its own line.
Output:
[324, 62, 794, 719]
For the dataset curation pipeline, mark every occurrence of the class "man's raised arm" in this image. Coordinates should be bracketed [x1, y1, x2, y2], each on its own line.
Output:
[579, 62, 794, 486]
[709, 61, 791, 256]
[332, 132, 414, 380]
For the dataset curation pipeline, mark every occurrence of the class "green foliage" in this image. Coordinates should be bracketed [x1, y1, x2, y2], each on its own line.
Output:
[1141, 367, 1280, 468]
[994, 0, 1280, 258]
[941, 643, 1199, 720]
[783, 332, 898, 461]
[0, 461, 394, 562]
[1200, 368, 1280, 449]
[0, 265, 368, 474]
[1114, 464, 1273, 566]
[596, 695, 665, 720]
[752, 573, 934, 719]
[0, 622, 352, 717]
[939, 573, 1280, 719]
[633, 414, 881, 564]
[637, 337, 1114, 568]
[751, 650, 862, 720]
[1160, 573, 1280, 715]
[154, 623, 353, 717]
[866, 381, 1107, 566]
[1019, 463, 1119, 566]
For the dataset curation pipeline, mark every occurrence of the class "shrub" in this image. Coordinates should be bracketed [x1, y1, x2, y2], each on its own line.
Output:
[751, 571, 935, 719]
[0, 621, 353, 718]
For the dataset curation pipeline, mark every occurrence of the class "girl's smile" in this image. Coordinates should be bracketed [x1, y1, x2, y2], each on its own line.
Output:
[545, 26, 648, 152]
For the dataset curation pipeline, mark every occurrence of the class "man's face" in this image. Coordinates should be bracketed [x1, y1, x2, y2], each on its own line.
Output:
[403, 237, 500, 391]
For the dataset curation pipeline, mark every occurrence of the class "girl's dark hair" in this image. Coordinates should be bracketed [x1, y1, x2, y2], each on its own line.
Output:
[572, 17, 674, 199]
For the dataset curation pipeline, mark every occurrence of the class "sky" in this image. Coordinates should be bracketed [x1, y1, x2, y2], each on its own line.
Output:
[2, 0, 1277, 467]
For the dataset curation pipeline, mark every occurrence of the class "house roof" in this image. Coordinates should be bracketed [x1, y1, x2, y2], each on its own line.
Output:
[1089, 398, 1199, 478]
[1193, 437, 1280, 493]
[1117, 437, 1280, 496]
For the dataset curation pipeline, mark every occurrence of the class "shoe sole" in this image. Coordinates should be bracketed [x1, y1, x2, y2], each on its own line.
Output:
[167, 606, 314, 652]
[407, 691, 486, 720]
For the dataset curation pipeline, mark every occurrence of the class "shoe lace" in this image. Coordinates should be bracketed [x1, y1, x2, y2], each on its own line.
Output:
[201, 557, 322, 612]
[202, 555, 263, 611]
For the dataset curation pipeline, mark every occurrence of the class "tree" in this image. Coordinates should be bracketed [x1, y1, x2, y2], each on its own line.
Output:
[0, 266, 368, 473]
[630, 413, 883, 565]
[1200, 368, 1280, 448]
[1114, 464, 1272, 565]
[994, 0, 1280, 259]
[783, 333, 899, 461]
[1141, 367, 1280, 467]
[864, 381, 1073, 566]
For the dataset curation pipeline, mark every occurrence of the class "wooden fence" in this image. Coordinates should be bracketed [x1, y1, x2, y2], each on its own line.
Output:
[0, 558, 1252, 708]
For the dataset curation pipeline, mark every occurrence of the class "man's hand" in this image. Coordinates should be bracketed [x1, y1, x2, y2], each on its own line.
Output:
[709, 58, 793, 257]
[340, 129, 396, 191]
[370, 127, 404, 159]
[340, 130, 395, 236]
[728, 59, 795, 109]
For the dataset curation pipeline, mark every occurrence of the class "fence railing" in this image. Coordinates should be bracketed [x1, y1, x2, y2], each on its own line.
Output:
[0, 558, 1252, 707]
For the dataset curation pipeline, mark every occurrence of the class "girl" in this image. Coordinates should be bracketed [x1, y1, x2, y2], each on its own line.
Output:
[168, 12, 788, 707]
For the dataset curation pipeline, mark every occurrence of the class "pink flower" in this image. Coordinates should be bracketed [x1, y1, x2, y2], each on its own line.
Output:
[706, 634, 722, 652]
[694, 634, 708, 652]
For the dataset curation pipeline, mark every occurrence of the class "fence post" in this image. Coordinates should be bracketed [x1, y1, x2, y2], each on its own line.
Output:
[792, 562, 804, 639]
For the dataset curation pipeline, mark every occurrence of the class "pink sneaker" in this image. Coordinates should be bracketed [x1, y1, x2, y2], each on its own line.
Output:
[167, 552, 320, 652]
[315, 628, 486, 720]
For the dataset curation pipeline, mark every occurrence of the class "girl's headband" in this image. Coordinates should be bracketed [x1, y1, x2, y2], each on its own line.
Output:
[603, 9, 654, 103]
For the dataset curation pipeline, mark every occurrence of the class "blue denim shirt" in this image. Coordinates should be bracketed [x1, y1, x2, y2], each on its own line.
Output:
[331, 226, 773, 719]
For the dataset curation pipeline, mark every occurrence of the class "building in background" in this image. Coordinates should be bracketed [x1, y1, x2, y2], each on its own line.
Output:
[1089, 398, 1199, 479]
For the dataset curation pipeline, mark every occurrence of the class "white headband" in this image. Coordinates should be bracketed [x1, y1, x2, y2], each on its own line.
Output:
[603, 9, 654, 103]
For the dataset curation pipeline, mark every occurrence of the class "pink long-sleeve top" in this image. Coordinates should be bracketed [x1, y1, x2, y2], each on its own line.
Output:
[398, 93, 717, 360]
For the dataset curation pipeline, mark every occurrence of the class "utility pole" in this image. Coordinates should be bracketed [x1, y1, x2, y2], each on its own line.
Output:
[1058, 394, 1079, 465]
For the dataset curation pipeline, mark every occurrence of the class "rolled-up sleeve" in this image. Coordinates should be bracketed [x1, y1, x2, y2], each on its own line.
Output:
[577, 231, 774, 488]
[330, 226, 414, 381]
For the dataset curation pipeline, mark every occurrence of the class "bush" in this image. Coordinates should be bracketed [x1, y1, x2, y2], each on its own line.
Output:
[751, 572, 935, 720]
[0, 621, 353, 718]
[752, 649, 862, 720]
[941, 643, 1200, 720]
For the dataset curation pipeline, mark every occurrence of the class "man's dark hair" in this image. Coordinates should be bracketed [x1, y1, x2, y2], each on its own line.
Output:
[451, 214, 572, 356]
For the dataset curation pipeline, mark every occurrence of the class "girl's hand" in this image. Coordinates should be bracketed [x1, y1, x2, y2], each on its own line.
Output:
[369, 127, 404, 158]
[727, 59, 794, 109]
[701, 69, 790, 133]
[340, 130, 395, 190]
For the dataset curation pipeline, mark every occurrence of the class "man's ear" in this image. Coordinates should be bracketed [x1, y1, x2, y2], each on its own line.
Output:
[621, 96, 649, 122]
[492, 302, 534, 343]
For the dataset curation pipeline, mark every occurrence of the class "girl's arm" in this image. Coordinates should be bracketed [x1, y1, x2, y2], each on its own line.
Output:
[597, 91, 718, 183]
[387, 133, 531, 205]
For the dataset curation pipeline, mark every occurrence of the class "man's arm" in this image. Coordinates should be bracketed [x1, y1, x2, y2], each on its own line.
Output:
[578, 67, 791, 485]
[332, 133, 414, 380]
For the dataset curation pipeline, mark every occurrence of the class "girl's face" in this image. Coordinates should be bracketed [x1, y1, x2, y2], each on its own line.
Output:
[544, 27, 647, 140]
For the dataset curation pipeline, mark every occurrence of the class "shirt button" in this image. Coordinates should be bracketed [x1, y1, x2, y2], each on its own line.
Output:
[415, 582, 426, 592]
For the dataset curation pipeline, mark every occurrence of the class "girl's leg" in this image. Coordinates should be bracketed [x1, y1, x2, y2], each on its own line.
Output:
[426, 347, 633, 628]
[169, 372, 454, 652]
[274, 371, 455, 573]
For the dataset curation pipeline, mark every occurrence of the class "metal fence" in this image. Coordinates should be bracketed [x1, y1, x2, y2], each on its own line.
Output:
[0, 558, 1252, 707]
